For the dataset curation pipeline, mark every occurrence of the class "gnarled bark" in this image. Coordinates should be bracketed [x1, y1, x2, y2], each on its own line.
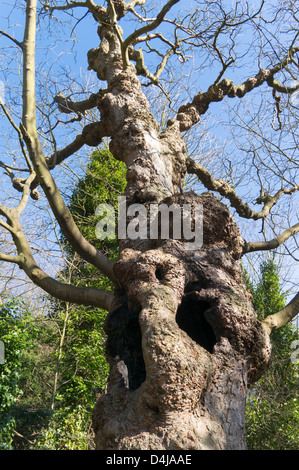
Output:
[93, 193, 271, 450]
[88, 22, 272, 450]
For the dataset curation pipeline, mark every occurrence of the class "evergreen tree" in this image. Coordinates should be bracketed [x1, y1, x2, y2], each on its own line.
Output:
[245, 260, 299, 450]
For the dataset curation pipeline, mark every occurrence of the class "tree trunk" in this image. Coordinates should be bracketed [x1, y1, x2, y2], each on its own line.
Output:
[89, 22, 272, 450]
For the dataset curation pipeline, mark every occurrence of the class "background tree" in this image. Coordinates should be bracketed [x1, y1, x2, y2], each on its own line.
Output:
[0, 147, 125, 450]
[245, 259, 299, 450]
[0, 0, 298, 450]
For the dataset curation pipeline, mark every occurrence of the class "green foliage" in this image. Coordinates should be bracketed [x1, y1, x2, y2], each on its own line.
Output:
[245, 259, 299, 450]
[34, 406, 92, 450]
[0, 299, 32, 449]
[64, 146, 126, 260]
[51, 306, 109, 411]
[251, 260, 286, 320]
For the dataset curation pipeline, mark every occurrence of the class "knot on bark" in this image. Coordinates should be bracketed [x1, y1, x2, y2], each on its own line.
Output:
[158, 192, 245, 258]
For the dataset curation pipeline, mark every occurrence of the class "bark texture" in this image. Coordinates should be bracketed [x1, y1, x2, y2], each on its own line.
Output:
[93, 193, 271, 450]
[87, 21, 272, 450]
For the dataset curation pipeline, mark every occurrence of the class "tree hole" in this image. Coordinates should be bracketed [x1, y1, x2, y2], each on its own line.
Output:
[105, 304, 146, 390]
[155, 267, 163, 281]
[176, 294, 216, 354]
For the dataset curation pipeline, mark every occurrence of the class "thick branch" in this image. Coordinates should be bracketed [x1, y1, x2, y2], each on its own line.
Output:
[54, 90, 106, 115]
[47, 121, 109, 168]
[0, 252, 23, 264]
[177, 47, 299, 131]
[267, 76, 299, 94]
[243, 222, 299, 255]
[14, 221, 113, 310]
[186, 157, 299, 220]
[262, 292, 299, 334]
[125, 0, 147, 10]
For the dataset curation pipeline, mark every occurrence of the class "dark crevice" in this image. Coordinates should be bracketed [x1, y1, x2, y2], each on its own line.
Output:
[176, 293, 217, 354]
[155, 267, 163, 281]
[104, 303, 146, 390]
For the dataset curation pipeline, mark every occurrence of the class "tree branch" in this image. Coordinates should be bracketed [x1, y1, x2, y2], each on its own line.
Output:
[0, 252, 23, 264]
[186, 157, 299, 220]
[122, 0, 180, 66]
[53, 90, 106, 115]
[243, 222, 299, 255]
[41, 0, 106, 22]
[16, 172, 37, 215]
[19, 0, 116, 284]
[0, 29, 23, 49]
[125, 0, 147, 10]
[176, 47, 299, 131]
[262, 292, 299, 334]
[14, 221, 113, 310]
[47, 121, 109, 169]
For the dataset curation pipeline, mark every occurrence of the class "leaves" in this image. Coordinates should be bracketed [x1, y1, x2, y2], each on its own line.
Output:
[245, 260, 299, 450]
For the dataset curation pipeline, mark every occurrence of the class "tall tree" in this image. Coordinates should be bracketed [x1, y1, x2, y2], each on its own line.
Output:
[0, 0, 298, 449]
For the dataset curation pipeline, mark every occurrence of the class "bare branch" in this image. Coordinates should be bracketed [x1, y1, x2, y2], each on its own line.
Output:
[177, 47, 299, 131]
[54, 90, 106, 115]
[47, 121, 109, 169]
[0, 29, 23, 49]
[186, 157, 299, 220]
[0, 97, 32, 170]
[42, 0, 98, 13]
[12, 218, 113, 310]
[267, 77, 299, 95]
[41, 0, 106, 22]
[243, 222, 299, 255]
[0, 252, 23, 264]
[16, 172, 37, 215]
[123, 0, 180, 65]
[125, 0, 147, 10]
[262, 292, 299, 334]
